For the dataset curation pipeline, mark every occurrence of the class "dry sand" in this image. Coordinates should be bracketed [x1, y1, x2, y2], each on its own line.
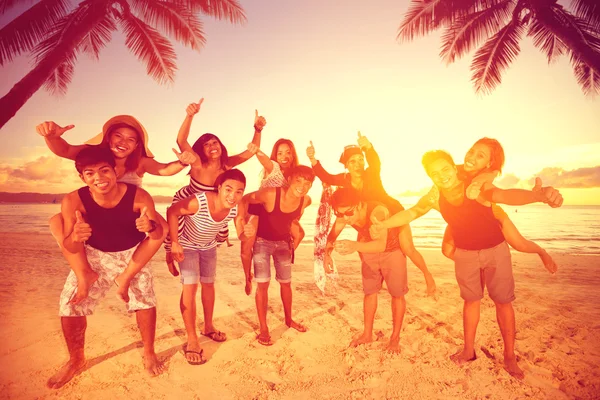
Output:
[1, 232, 599, 399]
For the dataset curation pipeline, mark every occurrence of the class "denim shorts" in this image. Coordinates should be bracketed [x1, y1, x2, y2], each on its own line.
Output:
[252, 237, 292, 283]
[179, 247, 218, 284]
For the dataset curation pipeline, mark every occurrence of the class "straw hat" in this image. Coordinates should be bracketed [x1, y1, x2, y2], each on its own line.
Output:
[85, 115, 154, 158]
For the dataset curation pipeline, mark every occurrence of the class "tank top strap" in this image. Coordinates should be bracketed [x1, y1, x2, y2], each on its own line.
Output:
[274, 187, 282, 213]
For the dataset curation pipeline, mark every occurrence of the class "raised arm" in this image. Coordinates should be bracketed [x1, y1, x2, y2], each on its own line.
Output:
[254, 146, 275, 175]
[306, 140, 348, 186]
[176, 99, 203, 155]
[139, 148, 197, 176]
[357, 132, 380, 173]
[480, 178, 563, 207]
[36, 121, 86, 160]
[227, 110, 265, 168]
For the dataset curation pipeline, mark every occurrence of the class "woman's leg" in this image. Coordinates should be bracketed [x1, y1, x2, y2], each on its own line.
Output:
[500, 216, 557, 273]
[398, 225, 436, 296]
[442, 225, 456, 260]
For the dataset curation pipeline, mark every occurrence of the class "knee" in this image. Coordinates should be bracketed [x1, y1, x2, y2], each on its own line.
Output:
[257, 282, 270, 292]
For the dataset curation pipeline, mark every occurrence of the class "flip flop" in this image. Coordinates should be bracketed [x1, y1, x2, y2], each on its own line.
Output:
[202, 330, 227, 342]
[184, 349, 206, 365]
[256, 334, 273, 346]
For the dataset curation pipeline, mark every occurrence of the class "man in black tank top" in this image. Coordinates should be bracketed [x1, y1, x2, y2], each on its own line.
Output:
[373, 150, 563, 380]
[241, 166, 314, 346]
[48, 147, 167, 389]
[328, 187, 409, 353]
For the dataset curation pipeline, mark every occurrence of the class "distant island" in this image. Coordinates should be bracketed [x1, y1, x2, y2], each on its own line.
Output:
[0, 192, 173, 204]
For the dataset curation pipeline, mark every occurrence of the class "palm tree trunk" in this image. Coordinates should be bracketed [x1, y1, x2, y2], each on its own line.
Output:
[0, 7, 105, 130]
[536, 9, 600, 74]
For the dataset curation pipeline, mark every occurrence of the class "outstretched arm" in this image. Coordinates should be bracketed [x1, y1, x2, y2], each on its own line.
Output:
[480, 178, 563, 207]
[377, 186, 438, 230]
[227, 110, 265, 168]
[139, 148, 197, 176]
[37, 121, 86, 160]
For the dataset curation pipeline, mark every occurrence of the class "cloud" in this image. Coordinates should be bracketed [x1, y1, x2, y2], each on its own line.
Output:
[0, 156, 80, 192]
[525, 166, 600, 188]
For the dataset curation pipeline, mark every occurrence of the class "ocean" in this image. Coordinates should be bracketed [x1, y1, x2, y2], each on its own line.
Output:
[0, 201, 598, 255]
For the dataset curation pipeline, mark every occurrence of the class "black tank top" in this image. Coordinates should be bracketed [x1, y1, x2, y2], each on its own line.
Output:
[78, 183, 146, 252]
[257, 187, 304, 241]
[439, 186, 504, 250]
[352, 202, 401, 253]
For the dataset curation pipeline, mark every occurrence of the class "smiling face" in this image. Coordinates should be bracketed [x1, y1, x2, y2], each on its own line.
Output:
[464, 143, 492, 173]
[79, 162, 117, 195]
[427, 158, 459, 190]
[345, 154, 365, 176]
[334, 204, 361, 225]
[203, 138, 222, 160]
[288, 175, 313, 198]
[218, 179, 245, 209]
[276, 143, 294, 170]
[108, 127, 139, 159]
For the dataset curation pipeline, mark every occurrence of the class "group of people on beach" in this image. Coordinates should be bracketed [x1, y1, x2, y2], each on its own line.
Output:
[36, 98, 563, 388]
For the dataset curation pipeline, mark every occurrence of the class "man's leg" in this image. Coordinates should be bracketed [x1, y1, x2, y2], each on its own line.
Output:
[450, 299, 480, 364]
[350, 293, 377, 347]
[136, 307, 164, 376]
[256, 282, 271, 344]
[179, 283, 204, 364]
[495, 301, 523, 379]
[388, 295, 406, 353]
[47, 317, 87, 389]
[115, 215, 168, 302]
[275, 241, 306, 332]
[280, 282, 307, 332]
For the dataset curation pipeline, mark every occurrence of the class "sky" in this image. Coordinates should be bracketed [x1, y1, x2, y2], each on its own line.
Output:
[0, 0, 599, 204]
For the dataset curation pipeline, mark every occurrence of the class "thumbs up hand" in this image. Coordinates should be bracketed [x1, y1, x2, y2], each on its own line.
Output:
[173, 148, 197, 165]
[136, 207, 154, 233]
[186, 98, 204, 116]
[243, 215, 257, 238]
[357, 130, 371, 150]
[533, 177, 563, 208]
[253, 109, 267, 132]
[73, 210, 92, 242]
[36, 121, 75, 138]
[306, 140, 316, 160]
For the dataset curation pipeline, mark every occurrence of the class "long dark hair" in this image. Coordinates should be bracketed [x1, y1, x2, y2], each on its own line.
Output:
[265, 138, 299, 179]
[100, 122, 143, 172]
[192, 133, 229, 167]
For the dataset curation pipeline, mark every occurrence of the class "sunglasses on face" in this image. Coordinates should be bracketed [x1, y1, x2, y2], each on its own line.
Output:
[334, 206, 357, 218]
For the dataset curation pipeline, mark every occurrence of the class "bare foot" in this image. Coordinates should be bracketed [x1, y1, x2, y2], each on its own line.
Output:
[143, 352, 165, 376]
[540, 251, 557, 274]
[349, 332, 373, 348]
[386, 336, 401, 354]
[113, 274, 130, 303]
[286, 319, 307, 332]
[424, 272, 437, 297]
[450, 349, 477, 366]
[504, 355, 524, 380]
[69, 269, 99, 305]
[47, 358, 87, 389]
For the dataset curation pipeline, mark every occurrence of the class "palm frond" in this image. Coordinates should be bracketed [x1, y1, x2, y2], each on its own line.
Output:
[131, 0, 206, 51]
[528, 19, 567, 64]
[119, 13, 177, 85]
[570, 52, 600, 95]
[570, 0, 600, 29]
[0, 0, 70, 65]
[471, 20, 524, 94]
[78, 12, 115, 59]
[43, 56, 76, 95]
[552, 5, 600, 53]
[182, 0, 246, 25]
[440, 0, 513, 64]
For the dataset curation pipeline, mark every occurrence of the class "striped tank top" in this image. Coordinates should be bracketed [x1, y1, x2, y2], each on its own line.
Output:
[179, 191, 237, 251]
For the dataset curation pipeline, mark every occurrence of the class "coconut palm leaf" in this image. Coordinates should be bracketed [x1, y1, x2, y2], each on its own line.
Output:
[553, 6, 600, 52]
[119, 13, 178, 85]
[440, 0, 513, 64]
[0, 0, 35, 14]
[471, 20, 524, 94]
[571, 52, 600, 95]
[0, 0, 70, 65]
[43, 56, 76, 95]
[570, 0, 600, 29]
[528, 19, 568, 64]
[79, 11, 116, 60]
[132, 0, 206, 51]
[183, 0, 246, 25]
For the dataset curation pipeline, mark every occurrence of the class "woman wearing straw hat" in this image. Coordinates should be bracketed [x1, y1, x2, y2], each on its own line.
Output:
[37, 115, 194, 303]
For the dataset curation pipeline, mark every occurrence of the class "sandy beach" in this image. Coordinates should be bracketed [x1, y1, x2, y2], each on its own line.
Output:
[1, 232, 599, 399]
